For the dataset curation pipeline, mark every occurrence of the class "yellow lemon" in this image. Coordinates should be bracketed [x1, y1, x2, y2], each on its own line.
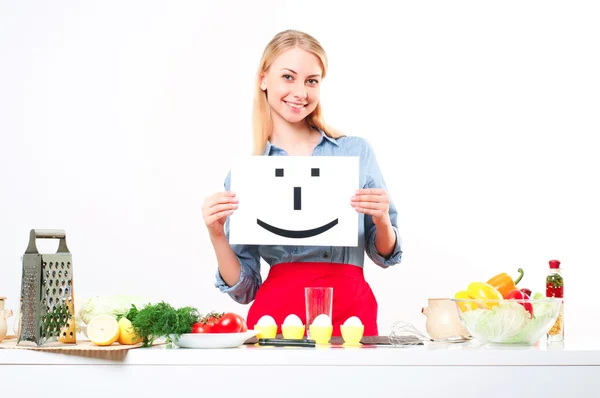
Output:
[117, 317, 142, 345]
[58, 298, 77, 343]
[87, 315, 120, 346]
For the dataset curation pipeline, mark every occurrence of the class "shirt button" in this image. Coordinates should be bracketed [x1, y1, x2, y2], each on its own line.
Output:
[323, 253, 329, 259]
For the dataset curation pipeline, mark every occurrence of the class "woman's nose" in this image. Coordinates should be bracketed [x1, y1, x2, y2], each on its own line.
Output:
[293, 85, 307, 100]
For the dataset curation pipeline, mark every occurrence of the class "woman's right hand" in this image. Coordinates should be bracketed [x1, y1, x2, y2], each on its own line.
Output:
[202, 191, 238, 238]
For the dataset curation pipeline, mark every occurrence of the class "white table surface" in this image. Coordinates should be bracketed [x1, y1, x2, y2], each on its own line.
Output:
[2, 337, 598, 397]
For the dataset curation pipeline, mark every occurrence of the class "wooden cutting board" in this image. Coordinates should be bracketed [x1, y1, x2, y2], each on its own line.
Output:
[0, 335, 156, 352]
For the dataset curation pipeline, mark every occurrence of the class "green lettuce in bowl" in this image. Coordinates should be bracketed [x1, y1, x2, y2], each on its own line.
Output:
[452, 295, 561, 345]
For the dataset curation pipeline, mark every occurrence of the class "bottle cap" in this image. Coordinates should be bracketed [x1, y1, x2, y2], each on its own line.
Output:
[549, 259, 561, 269]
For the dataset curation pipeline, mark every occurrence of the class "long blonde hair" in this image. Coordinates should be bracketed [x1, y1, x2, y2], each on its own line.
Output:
[252, 30, 344, 155]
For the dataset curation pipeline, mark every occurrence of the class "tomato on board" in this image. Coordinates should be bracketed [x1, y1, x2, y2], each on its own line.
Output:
[212, 312, 244, 333]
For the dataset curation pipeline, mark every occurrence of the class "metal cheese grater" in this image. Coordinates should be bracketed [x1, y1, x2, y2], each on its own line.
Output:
[17, 229, 76, 346]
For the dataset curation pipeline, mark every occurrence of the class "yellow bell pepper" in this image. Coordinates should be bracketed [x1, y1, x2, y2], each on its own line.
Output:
[467, 282, 502, 309]
[454, 282, 503, 312]
[487, 268, 524, 298]
[454, 290, 478, 312]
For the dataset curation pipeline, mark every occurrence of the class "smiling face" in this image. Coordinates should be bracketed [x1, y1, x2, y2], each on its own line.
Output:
[256, 165, 339, 238]
[260, 47, 323, 125]
[228, 156, 359, 247]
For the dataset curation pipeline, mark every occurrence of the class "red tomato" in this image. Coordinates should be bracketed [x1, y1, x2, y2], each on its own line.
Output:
[204, 314, 219, 324]
[192, 322, 213, 333]
[212, 312, 243, 333]
[236, 314, 248, 332]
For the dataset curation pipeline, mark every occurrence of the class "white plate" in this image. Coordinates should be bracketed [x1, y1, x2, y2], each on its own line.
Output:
[170, 330, 259, 349]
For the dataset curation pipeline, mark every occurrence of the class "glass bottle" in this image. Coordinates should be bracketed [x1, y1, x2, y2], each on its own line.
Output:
[546, 259, 564, 342]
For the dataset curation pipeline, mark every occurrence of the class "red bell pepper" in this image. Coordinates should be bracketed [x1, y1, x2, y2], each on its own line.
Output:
[505, 289, 534, 317]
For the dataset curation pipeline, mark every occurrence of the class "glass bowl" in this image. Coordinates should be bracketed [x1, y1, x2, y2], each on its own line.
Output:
[451, 298, 562, 345]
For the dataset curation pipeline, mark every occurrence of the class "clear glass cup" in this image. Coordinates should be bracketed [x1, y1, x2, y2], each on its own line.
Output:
[305, 287, 333, 339]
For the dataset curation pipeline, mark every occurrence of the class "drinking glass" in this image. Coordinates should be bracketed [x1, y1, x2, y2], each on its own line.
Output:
[305, 287, 333, 339]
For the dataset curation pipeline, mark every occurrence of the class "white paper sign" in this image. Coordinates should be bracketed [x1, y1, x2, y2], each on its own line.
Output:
[229, 156, 359, 246]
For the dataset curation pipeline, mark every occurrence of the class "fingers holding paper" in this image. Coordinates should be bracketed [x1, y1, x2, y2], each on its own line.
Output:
[202, 191, 239, 237]
[350, 188, 391, 226]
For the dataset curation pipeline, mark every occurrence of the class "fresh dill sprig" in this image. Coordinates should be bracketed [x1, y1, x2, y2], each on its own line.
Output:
[120, 302, 201, 347]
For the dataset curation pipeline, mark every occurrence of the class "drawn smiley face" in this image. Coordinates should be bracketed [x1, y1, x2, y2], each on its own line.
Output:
[256, 167, 339, 238]
[228, 156, 359, 246]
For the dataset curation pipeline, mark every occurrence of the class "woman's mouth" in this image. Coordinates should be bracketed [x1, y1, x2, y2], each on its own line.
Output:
[284, 101, 306, 111]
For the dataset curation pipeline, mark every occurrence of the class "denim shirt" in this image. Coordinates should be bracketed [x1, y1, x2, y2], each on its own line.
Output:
[214, 129, 403, 304]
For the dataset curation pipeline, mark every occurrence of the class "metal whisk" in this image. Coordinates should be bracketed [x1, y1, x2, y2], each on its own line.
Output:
[388, 321, 432, 347]
[389, 320, 472, 347]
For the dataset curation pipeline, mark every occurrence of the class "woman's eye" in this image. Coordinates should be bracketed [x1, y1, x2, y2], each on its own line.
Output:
[308, 79, 319, 85]
[282, 74, 292, 80]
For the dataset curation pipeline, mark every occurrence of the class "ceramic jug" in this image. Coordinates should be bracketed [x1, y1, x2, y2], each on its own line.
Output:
[422, 298, 469, 340]
[0, 297, 14, 343]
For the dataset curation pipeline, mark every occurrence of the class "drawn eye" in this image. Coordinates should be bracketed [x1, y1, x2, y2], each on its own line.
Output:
[311, 168, 320, 177]
[275, 168, 284, 177]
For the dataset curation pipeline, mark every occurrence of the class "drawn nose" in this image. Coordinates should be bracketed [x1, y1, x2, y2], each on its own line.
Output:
[294, 187, 301, 210]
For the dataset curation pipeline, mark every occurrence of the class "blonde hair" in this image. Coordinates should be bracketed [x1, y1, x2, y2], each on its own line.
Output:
[252, 30, 344, 155]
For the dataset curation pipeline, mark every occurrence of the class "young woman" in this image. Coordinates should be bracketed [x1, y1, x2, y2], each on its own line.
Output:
[202, 30, 402, 336]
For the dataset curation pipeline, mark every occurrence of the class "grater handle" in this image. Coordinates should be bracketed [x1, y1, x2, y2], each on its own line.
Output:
[32, 229, 66, 239]
[25, 229, 70, 254]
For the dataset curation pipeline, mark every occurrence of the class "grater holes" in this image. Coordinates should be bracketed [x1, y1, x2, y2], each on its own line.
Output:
[52, 270, 56, 277]
[59, 288, 63, 295]
[65, 271, 69, 277]
[49, 262, 53, 269]
[49, 279, 53, 286]
[68, 280, 72, 286]
[58, 270, 63, 278]
[67, 262, 70, 269]
[46, 289, 50, 296]
[64, 287, 69, 295]
[61, 262, 65, 269]
[62, 279, 66, 287]
[46, 270, 50, 278]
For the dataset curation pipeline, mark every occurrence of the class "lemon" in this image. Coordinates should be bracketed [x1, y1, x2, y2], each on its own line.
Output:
[58, 297, 76, 343]
[117, 317, 142, 345]
[87, 315, 120, 346]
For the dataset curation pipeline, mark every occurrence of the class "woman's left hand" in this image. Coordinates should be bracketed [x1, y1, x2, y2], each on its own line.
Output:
[350, 188, 392, 227]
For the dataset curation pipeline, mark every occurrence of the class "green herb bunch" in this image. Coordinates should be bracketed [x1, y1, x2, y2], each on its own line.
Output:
[119, 302, 201, 347]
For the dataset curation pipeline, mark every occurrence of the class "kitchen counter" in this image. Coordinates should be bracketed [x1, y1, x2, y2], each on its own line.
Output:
[2, 338, 598, 397]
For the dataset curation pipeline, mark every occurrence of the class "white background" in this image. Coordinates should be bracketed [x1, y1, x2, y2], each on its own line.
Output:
[1, 0, 598, 341]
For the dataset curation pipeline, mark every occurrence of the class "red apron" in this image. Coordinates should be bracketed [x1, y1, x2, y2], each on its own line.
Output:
[246, 262, 379, 336]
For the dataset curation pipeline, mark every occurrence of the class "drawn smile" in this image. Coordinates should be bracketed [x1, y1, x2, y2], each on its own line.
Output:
[256, 218, 339, 238]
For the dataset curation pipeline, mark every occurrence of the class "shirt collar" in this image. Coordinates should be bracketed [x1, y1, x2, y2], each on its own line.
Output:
[316, 128, 340, 147]
[264, 128, 339, 155]
[263, 140, 273, 156]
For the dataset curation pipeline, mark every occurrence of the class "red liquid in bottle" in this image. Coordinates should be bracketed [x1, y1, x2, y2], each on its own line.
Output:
[546, 259, 564, 342]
